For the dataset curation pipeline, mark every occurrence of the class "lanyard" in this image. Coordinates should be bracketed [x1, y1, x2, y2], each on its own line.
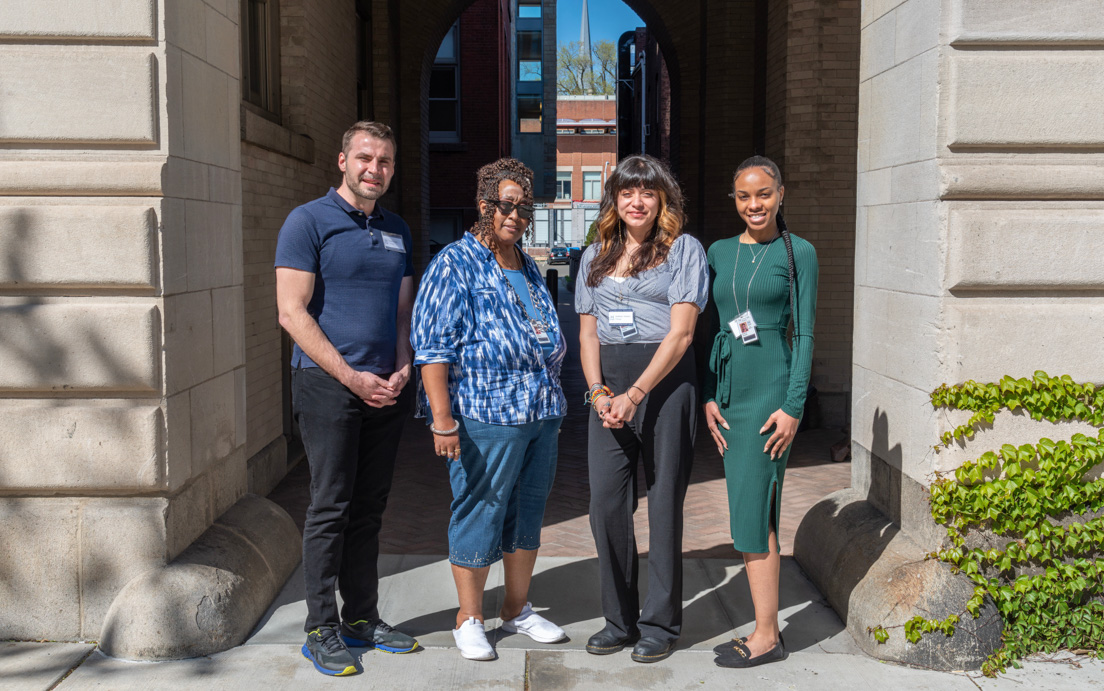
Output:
[496, 251, 555, 328]
[731, 237, 777, 314]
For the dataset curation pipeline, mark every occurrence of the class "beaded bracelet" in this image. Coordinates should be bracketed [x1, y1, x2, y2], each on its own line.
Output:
[584, 383, 614, 408]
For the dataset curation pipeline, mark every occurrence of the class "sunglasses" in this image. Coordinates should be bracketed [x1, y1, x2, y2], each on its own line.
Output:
[485, 199, 535, 220]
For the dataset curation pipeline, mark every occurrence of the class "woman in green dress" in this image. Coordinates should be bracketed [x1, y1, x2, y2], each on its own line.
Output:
[702, 156, 818, 669]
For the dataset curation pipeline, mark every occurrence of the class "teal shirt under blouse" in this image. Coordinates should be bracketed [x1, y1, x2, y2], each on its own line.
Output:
[503, 268, 557, 359]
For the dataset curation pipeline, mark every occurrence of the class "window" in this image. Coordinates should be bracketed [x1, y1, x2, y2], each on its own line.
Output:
[517, 29, 542, 82]
[430, 22, 460, 141]
[555, 210, 571, 246]
[583, 172, 602, 200]
[518, 0, 542, 19]
[556, 172, 572, 201]
[518, 95, 542, 132]
[584, 208, 600, 230]
[241, 0, 281, 116]
[430, 211, 463, 255]
[557, 128, 577, 135]
[531, 208, 551, 246]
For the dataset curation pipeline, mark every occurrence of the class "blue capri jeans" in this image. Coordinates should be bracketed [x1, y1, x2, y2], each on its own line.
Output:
[446, 415, 563, 568]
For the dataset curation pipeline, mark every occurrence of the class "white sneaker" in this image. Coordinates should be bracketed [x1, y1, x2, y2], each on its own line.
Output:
[501, 602, 566, 643]
[453, 617, 495, 660]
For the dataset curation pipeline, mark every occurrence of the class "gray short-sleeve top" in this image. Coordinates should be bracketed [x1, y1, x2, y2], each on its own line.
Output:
[574, 233, 709, 345]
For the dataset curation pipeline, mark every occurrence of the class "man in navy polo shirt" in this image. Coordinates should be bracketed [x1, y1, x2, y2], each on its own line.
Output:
[275, 121, 418, 676]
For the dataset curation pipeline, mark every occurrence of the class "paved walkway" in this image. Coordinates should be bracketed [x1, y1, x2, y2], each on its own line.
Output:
[7, 553, 1101, 689]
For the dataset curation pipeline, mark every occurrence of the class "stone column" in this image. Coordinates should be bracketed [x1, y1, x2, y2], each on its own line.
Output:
[0, 0, 298, 656]
[795, 0, 1104, 670]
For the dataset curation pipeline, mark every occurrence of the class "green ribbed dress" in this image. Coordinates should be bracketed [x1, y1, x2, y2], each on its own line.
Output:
[703, 233, 818, 553]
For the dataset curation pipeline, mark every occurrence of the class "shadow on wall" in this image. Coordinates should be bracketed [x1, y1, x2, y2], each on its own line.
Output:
[868, 407, 905, 527]
[829, 406, 906, 617]
[791, 405, 904, 628]
[0, 209, 159, 641]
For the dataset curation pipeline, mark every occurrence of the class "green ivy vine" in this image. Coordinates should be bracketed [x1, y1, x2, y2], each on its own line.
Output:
[869, 372, 1104, 676]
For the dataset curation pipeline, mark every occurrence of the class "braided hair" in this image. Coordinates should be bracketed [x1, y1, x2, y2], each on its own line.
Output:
[471, 157, 535, 253]
[733, 156, 800, 337]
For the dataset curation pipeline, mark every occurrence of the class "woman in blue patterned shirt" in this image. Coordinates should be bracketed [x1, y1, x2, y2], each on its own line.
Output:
[411, 158, 568, 661]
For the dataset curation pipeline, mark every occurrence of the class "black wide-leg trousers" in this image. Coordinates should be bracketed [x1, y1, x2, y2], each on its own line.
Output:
[588, 344, 697, 643]
[293, 366, 412, 632]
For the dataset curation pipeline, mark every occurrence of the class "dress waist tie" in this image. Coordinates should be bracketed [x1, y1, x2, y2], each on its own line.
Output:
[709, 326, 734, 409]
[709, 323, 789, 408]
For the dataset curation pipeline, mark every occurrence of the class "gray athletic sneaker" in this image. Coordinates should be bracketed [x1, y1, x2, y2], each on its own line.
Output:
[302, 624, 359, 676]
[341, 619, 419, 653]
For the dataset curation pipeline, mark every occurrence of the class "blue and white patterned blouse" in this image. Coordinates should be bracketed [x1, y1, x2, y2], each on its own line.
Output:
[411, 231, 568, 425]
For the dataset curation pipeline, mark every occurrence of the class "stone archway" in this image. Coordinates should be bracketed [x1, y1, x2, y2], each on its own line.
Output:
[375, 0, 858, 430]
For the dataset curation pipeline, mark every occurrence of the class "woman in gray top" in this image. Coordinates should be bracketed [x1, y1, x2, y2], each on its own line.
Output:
[574, 154, 708, 663]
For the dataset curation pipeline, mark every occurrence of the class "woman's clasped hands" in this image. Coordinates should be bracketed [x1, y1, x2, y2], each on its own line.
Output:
[595, 392, 638, 429]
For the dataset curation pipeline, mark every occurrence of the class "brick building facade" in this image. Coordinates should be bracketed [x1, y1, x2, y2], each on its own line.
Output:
[548, 96, 617, 248]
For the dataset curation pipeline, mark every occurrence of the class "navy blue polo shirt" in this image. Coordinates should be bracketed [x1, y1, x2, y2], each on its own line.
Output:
[275, 187, 414, 374]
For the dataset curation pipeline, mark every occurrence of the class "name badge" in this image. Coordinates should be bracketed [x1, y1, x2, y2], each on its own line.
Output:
[381, 231, 406, 252]
[730, 310, 759, 344]
[608, 309, 635, 326]
[532, 321, 552, 345]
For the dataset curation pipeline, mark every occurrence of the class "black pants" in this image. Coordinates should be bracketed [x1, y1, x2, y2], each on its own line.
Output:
[588, 344, 697, 643]
[292, 366, 412, 631]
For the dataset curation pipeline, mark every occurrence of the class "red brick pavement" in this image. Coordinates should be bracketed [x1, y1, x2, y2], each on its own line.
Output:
[267, 280, 851, 559]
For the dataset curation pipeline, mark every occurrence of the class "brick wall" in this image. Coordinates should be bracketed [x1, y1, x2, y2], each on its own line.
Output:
[241, 0, 358, 465]
[764, 0, 860, 426]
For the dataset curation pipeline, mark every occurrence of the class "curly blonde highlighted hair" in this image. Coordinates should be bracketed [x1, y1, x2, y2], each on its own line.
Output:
[585, 154, 686, 287]
[470, 157, 534, 253]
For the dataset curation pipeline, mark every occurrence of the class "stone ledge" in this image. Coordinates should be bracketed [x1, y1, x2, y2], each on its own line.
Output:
[0, 1, 157, 41]
[0, 160, 164, 196]
[941, 161, 1104, 200]
[240, 106, 314, 164]
[793, 488, 1002, 670]
[99, 493, 301, 660]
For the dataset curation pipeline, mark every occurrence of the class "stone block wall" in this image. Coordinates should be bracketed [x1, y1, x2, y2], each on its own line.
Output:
[0, 0, 248, 640]
[853, 0, 1104, 547]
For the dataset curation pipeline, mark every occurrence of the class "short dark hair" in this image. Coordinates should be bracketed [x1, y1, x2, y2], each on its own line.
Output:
[341, 121, 396, 155]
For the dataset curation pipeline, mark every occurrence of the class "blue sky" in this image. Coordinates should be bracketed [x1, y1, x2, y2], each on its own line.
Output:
[556, 0, 644, 47]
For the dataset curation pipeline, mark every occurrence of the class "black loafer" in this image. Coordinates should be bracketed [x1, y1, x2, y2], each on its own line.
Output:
[585, 627, 639, 655]
[712, 636, 747, 655]
[714, 635, 787, 668]
[630, 636, 675, 663]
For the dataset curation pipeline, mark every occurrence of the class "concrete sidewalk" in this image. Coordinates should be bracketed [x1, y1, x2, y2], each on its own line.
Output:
[6, 554, 1101, 690]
